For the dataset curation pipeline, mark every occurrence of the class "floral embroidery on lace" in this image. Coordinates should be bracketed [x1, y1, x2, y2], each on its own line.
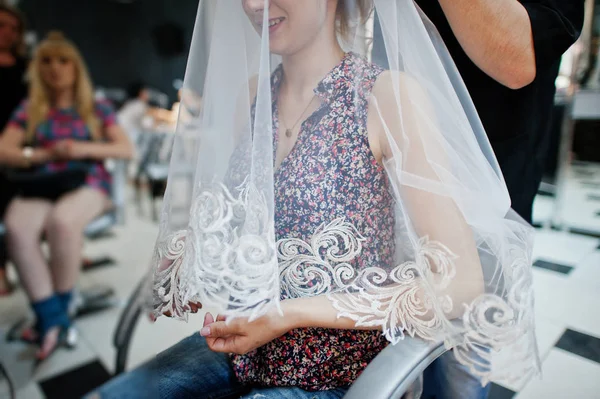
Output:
[150, 52, 539, 388]
[152, 230, 189, 319]
[278, 218, 365, 298]
[152, 184, 538, 385]
[328, 233, 458, 343]
[152, 179, 280, 321]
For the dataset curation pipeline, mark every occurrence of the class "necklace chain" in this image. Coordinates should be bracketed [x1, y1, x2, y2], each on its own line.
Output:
[279, 94, 316, 138]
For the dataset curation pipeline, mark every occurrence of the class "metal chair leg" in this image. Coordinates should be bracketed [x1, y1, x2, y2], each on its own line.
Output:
[0, 360, 15, 399]
[112, 278, 147, 375]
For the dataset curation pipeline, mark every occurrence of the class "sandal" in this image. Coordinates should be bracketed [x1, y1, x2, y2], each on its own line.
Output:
[33, 325, 78, 370]
[7, 320, 77, 349]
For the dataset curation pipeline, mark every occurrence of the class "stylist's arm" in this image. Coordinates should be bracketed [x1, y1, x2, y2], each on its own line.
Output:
[436, 0, 584, 89]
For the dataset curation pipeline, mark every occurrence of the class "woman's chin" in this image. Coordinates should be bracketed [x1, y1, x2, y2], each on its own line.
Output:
[46, 82, 73, 92]
[268, 42, 286, 56]
[268, 43, 298, 57]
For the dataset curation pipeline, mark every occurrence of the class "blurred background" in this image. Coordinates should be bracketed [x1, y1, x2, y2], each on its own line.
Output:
[20, 0, 195, 106]
[0, 0, 599, 398]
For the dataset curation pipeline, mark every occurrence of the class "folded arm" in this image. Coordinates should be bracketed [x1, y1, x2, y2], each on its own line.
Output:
[74, 124, 133, 161]
[0, 126, 52, 167]
[0, 123, 133, 166]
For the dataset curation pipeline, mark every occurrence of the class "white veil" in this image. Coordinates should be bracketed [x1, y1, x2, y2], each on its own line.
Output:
[149, 0, 540, 387]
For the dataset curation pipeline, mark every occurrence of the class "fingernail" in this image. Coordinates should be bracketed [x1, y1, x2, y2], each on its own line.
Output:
[200, 326, 210, 337]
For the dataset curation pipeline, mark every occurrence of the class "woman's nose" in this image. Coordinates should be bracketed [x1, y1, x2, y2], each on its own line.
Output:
[244, 0, 268, 13]
[49, 61, 62, 72]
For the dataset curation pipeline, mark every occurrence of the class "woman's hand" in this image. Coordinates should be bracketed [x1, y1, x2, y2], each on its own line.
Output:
[30, 147, 55, 165]
[201, 308, 293, 355]
[200, 296, 368, 354]
[52, 139, 89, 160]
[51, 124, 134, 161]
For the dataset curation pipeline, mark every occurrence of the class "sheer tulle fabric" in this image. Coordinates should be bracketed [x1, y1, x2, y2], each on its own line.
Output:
[149, 0, 540, 387]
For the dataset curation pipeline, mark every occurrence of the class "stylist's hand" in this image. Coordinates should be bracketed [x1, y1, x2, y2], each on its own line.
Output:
[52, 139, 88, 160]
[201, 308, 292, 355]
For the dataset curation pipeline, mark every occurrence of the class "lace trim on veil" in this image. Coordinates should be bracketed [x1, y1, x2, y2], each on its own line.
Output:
[152, 181, 539, 386]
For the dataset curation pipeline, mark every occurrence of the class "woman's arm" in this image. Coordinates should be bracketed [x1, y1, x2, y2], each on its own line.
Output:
[371, 71, 485, 310]
[200, 296, 362, 354]
[65, 124, 134, 161]
[202, 71, 484, 355]
[0, 126, 53, 168]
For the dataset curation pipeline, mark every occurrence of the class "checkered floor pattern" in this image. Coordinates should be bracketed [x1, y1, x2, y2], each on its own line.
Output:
[1, 175, 600, 398]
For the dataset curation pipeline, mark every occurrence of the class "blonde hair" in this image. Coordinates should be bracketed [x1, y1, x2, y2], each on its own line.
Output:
[0, 4, 26, 57]
[25, 31, 100, 142]
[336, 0, 374, 40]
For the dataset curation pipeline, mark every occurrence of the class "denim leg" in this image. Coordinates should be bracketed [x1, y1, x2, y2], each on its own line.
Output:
[242, 386, 348, 399]
[87, 333, 247, 399]
[422, 350, 491, 399]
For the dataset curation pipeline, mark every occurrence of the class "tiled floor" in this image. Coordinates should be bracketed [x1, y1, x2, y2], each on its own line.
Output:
[1, 168, 600, 398]
[0, 193, 205, 399]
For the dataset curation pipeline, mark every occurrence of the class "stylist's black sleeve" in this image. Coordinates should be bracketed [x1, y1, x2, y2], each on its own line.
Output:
[520, 0, 586, 70]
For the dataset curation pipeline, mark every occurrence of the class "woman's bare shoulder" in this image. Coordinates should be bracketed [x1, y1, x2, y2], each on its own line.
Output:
[372, 70, 424, 101]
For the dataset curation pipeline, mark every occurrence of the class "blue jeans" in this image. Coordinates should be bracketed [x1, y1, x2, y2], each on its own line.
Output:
[422, 350, 491, 399]
[87, 333, 348, 399]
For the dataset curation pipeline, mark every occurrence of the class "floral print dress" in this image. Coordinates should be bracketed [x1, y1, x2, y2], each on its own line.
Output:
[231, 53, 396, 391]
[8, 100, 116, 196]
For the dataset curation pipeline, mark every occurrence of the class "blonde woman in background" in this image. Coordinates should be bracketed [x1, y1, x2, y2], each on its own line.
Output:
[0, 31, 132, 361]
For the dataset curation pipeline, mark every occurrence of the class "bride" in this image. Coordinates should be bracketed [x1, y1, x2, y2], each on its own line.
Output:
[90, 1, 539, 398]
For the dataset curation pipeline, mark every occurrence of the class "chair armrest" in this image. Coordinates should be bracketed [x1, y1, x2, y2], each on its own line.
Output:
[106, 159, 128, 225]
[344, 336, 447, 399]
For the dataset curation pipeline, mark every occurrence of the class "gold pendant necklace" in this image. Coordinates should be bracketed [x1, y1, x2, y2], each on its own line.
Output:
[280, 94, 316, 138]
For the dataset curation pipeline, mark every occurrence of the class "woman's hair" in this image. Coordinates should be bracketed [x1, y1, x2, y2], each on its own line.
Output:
[127, 82, 146, 100]
[0, 4, 26, 57]
[336, 0, 374, 40]
[26, 31, 100, 142]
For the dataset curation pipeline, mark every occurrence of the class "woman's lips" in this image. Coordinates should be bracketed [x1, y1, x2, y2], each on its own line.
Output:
[257, 17, 285, 33]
